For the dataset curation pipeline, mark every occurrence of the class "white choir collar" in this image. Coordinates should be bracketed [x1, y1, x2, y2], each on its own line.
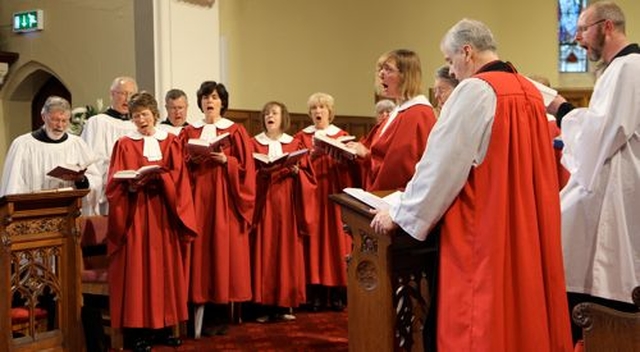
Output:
[191, 117, 234, 129]
[302, 124, 342, 136]
[396, 94, 432, 112]
[254, 132, 294, 145]
[126, 128, 168, 161]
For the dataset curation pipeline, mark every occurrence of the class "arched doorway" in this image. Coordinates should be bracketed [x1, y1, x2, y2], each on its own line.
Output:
[31, 76, 71, 130]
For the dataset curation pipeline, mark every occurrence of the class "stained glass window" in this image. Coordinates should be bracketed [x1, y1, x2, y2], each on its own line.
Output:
[558, 0, 588, 72]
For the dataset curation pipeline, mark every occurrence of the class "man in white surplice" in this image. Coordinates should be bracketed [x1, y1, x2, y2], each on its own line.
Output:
[81, 76, 137, 214]
[547, 0, 640, 342]
[0, 96, 102, 215]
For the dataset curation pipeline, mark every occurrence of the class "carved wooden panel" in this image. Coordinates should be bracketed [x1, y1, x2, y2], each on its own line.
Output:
[226, 109, 377, 139]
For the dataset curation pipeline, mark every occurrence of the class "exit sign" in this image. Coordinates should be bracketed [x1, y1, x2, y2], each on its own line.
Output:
[13, 10, 44, 33]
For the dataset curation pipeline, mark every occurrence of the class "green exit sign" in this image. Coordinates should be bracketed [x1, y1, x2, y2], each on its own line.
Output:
[13, 10, 44, 33]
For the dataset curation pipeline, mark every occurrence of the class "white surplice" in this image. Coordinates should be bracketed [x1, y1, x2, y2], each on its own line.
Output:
[81, 113, 136, 213]
[0, 132, 103, 215]
[560, 53, 640, 303]
[390, 78, 496, 240]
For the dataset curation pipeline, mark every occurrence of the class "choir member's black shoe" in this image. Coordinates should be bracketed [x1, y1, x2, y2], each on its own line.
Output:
[330, 299, 345, 312]
[162, 336, 182, 347]
[132, 338, 152, 352]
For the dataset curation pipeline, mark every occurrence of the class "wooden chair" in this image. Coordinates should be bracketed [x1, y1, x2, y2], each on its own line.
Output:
[572, 286, 640, 352]
[10, 307, 48, 336]
[79, 215, 123, 351]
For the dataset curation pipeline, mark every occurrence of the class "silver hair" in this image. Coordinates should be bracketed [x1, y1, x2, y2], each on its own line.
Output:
[441, 18, 498, 55]
[375, 99, 396, 115]
[110, 76, 138, 92]
[41, 96, 71, 115]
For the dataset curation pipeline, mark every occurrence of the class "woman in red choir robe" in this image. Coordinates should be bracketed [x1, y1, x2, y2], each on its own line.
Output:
[106, 92, 198, 351]
[251, 101, 317, 322]
[347, 49, 437, 192]
[179, 81, 255, 337]
[295, 92, 356, 311]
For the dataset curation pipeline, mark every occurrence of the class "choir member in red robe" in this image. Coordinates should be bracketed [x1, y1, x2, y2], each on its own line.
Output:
[250, 101, 317, 322]
[372, 19, 572, 352]
[179, 81, 255, 337]
[295, 92, 356, 311]
[107, 92, 198, 351]
[347, 49, 437, 191]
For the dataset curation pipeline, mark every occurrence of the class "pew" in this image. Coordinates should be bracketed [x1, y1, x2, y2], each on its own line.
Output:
[572, 286, 640, 352]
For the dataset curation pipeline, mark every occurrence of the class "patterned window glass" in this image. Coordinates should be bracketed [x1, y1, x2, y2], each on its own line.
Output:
[558, 0, 588, 72]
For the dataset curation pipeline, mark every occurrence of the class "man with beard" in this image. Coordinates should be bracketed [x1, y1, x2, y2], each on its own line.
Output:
[371, 18, 573, 351]
[547, 0, 640, 343]
[0, 96, 102, 215]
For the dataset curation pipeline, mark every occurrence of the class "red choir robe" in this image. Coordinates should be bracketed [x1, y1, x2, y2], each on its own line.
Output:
[106, 131, 198, 329]
[359, 96, 436, 191]
[250, 133, 317, 307]
[295, 124, 356, 287]
[180, 118, 256, 303]
[437, 71, 572, 351]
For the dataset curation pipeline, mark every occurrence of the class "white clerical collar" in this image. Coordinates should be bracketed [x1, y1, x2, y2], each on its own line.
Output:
[191, 117, 234, 129]
[127, 128, 169, 161]
[302, 124, 341, 136]
[254, 132, 293, 145]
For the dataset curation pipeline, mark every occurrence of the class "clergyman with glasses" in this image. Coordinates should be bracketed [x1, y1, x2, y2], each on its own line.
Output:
[81, 76, 138, 215]
[547, 0, 640, 344]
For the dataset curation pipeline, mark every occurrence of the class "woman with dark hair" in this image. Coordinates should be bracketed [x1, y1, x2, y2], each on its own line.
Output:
[250, 101, 316, 322]
[106, 92, 198, 351]
[179, 81, 255, 337]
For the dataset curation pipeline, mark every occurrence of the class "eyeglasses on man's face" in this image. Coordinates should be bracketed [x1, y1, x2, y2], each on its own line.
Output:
[576, 19, 606, 34]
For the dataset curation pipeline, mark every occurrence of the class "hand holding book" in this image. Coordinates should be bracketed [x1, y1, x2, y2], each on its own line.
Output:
[312, 134, 357, 161]
[47, 158, 99, 181]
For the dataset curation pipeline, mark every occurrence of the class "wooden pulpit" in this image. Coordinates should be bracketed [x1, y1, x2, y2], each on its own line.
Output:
[331, 192, 438, 352]
[0, 189, 88, 352]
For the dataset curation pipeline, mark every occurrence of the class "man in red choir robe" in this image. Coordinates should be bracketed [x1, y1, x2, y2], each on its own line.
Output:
[372, 19, 572, 352]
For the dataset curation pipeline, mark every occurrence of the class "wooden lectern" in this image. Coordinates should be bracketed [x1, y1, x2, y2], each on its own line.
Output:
[331, 192, 438, 352]
[0, 189, 88, 352]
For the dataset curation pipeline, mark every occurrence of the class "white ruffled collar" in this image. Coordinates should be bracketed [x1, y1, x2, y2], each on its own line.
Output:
[302, 124, 342, 136]
[396, 94, 432, 112]
[191, 117, 234, 129]
[126, 128, 169, 161]
[254, 132, 293, 146]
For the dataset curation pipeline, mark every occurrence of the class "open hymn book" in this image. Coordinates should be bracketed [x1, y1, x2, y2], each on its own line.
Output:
[313, 134, 357, 160]
[46, 158, 99, 180]
[342, 187, 402, 211]
[253, 148, 308, 167]
[112, 164, 165, 180]
[187, 132, 231, 156]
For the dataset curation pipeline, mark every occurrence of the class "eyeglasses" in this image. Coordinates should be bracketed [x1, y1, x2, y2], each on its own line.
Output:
[378, 63, 399, 74]
[576, 19, 606, 34]
[112, 90, 135, 98]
